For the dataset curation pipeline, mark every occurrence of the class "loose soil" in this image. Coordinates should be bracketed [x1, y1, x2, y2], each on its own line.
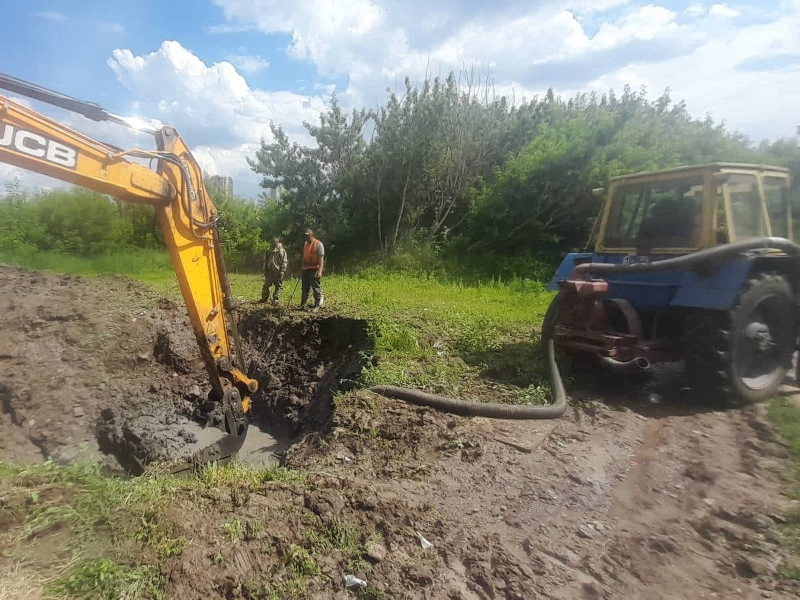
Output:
[1, 264, 799, 598]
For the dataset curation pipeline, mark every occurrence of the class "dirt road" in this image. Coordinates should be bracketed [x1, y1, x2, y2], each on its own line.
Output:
[1, 264, 798, 598]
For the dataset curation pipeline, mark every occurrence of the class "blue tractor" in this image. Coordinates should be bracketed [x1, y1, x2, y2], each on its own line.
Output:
[545, 163, 797, 402]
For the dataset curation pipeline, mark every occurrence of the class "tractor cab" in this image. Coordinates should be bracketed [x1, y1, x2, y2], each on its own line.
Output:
[546, 163, 796, 403]
[595, 163, 792, 256]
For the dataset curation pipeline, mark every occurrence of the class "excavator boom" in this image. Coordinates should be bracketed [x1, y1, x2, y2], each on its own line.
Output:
[0, 73, 258, 470]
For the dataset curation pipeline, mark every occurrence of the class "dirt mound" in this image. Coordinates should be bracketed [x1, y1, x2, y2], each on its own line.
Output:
[0, 265, 200, 466]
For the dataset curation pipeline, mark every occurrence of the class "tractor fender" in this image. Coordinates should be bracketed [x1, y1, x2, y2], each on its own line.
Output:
[547, 253, 593, 291]
[670, 254, 800, 310]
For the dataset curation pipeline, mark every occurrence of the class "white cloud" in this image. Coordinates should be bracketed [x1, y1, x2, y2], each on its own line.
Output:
[0, 163, 63, 196]
[684, 3, 706, 17]
[225, 54, 270, 75]
[708, 3, 740, 18]
[33, 11, 67, 22]
[211, 0, 800, 143]
[106, 41, 326, 196]
[587, 6, 800, 141]
[211, 1, 700, 104]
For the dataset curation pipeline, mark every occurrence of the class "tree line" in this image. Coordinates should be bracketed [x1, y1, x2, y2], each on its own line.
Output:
[2, 71, 799, 277]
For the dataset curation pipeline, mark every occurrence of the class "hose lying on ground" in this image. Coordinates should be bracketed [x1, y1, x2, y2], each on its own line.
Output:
[371, 237, 800, 419]
[370, 340, 568, 419]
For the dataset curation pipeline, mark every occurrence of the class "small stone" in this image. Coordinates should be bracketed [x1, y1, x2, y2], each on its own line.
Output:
[188, 384, 202, 399]
[365, 541, 387, 563]
[593, 521, 605, 532]
[577, 525, 593, 539]
[73, 406, 84, 418]
[27, 419, 35, 427]
[703, 498, 716, 506]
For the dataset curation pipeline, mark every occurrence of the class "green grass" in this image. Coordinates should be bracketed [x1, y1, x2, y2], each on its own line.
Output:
[198, 462, 307, 489]
[1, 461, 172, 543]
[0, 249, 174, 288]
[46, 558, 165, 600]
[220, 518, 245, 541]
[767, 398, 800, 578]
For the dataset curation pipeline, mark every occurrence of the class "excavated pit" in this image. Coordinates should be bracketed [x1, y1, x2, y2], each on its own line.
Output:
[96, 311, 373, 472]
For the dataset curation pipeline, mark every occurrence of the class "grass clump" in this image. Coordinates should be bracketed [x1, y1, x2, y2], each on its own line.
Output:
[323, 519, 362, 554]
[282, 544, 321, 578]
[198, 462, 306, 490]
[134, 513, 187, 559]
[453, 316, 501, 354]
[220, 518, 245, 541]
[5, 461, 170, 543]
[767, 398, 800, 565]
[46, 558, 165, 600]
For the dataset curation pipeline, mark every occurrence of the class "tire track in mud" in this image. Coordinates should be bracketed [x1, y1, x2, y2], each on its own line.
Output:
[316, 389, 800, 599]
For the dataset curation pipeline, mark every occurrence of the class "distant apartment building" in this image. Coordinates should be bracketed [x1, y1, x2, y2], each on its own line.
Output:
[206, 175, 234, 199]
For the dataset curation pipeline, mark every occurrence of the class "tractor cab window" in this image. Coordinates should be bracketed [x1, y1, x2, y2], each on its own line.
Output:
[723, 174, 764, 239]
[763, 176, 790, 239]
[604, 176, 703, 249]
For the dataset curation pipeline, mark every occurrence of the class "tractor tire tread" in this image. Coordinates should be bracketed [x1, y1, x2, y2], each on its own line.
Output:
[683, 271, 795, 404]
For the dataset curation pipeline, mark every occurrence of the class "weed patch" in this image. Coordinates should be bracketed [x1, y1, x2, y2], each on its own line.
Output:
[282, 543, 321, 578]
[767, 398, 800, 569]
[46, 558, 165, 600]
[198, 462, 306, 490]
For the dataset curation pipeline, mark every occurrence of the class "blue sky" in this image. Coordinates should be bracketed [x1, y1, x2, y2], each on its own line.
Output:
[2, 0, 799, 197]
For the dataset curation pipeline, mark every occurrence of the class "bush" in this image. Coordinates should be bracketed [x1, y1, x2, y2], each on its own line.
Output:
[454, 316, 501, 354]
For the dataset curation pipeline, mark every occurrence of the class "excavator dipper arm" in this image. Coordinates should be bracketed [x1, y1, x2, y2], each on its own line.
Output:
[0, 74, 258, 470]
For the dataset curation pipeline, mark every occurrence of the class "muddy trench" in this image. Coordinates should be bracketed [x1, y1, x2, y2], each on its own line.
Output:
[96, 312, 373, 472]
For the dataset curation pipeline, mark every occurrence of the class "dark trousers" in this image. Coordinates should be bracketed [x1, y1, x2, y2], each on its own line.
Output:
[262, 271, 283, 301]
[301, 269, 322, 306]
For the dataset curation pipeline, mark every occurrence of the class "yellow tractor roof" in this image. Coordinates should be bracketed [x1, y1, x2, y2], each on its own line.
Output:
[610, 162, 790, 182]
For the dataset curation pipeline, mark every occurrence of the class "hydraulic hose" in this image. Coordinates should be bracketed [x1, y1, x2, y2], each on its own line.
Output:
[371, 237, 800, 420]
[571, 237, 800, 278]
[370, 317, 568, 420]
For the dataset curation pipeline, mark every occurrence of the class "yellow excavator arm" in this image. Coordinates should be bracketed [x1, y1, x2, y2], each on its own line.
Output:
[0, 73, 257, 468]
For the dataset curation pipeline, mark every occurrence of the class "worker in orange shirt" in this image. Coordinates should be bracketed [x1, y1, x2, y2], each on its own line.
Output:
[300, 228, 325, 312]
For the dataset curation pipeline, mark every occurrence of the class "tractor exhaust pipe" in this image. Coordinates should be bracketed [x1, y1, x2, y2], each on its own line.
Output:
[600, 356, 650, 373]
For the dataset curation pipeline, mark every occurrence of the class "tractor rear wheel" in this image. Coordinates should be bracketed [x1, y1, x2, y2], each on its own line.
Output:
[683, 272, 796, 403]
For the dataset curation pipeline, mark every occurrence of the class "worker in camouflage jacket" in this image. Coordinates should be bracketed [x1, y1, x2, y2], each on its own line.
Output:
[261, 237, 288, 305]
